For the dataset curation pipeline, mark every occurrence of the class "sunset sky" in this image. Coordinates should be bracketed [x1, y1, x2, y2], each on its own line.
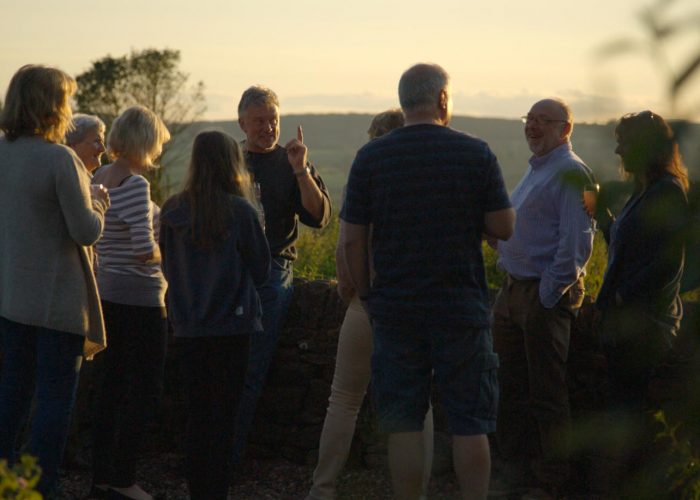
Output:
[2, 0, 698, 122]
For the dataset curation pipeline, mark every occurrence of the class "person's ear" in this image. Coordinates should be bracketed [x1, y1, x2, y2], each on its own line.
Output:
[439, 90, 448, 111]
[561, 121, 572, 140]
[238, 117, 247, 133]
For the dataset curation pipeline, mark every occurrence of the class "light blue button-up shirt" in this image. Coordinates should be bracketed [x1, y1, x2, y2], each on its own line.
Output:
[497, 142, 594, 308]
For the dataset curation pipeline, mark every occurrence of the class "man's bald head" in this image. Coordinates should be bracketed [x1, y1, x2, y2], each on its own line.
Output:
[533, 98, 573, 138]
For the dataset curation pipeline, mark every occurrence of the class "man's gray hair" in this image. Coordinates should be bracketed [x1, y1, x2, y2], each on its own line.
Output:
[398, 63, 450, 113]
[547, 97, 574, 139]
[551, 97, 573, 124]
[65, 113, 105, 146]
[237, 85, 280, 118]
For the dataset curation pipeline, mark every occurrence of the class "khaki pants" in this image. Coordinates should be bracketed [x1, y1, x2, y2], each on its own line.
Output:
[492, 276, 584, 488]
[307, 296, 434, 500]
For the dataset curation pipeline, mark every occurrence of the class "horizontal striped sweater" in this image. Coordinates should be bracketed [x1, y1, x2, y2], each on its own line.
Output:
[94, 174, 166, 307]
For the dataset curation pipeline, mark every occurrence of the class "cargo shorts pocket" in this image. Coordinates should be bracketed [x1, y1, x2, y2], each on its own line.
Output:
[472, 352, 500, 420]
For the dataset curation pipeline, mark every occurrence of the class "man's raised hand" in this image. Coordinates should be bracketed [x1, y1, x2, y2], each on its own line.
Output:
[285, 125, 308, 174]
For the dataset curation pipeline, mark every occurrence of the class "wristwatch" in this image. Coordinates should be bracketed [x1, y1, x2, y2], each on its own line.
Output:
[295, 166, 310, 177]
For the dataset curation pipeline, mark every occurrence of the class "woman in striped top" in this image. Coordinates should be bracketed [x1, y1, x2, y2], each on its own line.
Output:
[88, 106, 170, 500]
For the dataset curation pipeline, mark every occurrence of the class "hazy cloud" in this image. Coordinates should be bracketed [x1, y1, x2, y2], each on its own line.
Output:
[452, 90, 665, 123]
[281, 92, 399, 113]
[203, 89, 667, 123]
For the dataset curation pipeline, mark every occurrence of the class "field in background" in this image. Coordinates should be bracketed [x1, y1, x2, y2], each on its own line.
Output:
[295, 215, 609, 297]
[161, 114, 700, 203]
[159, 114, 699, 291]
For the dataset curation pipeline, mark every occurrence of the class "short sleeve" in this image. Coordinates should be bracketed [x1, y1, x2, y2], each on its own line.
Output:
[340, 149, 372, 225]
[482, 149, 512, 212]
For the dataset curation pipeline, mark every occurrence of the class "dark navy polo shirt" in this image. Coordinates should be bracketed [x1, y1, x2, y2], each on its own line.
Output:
[340, 123, 511, 328]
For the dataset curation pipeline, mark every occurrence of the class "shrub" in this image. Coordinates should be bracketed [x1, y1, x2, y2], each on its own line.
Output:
[0, 455, 42, 499]
[655, 410, 700, 499]
[296, 216, 609, 300]
[294, 216, 339, 281]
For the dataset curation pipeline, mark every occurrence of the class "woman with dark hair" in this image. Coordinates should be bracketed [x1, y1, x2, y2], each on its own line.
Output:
[0, 64, 109, 497]
[597, 110, 690, 409]
[159, 131, 270, 500]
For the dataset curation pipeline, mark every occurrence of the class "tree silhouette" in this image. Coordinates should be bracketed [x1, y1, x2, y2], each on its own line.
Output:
[75, 48, 206, 203]
[597, 0, 700, 117]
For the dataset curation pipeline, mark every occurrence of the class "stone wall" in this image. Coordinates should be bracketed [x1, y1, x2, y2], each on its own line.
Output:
[4, 278, 698, 476]
[245, 280, 613, 469]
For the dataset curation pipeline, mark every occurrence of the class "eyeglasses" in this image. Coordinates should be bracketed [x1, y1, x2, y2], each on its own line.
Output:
[521, 115, 569, 126]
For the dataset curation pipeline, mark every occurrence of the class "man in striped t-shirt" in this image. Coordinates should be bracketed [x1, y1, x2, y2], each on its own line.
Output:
[340, 63, 515, 499]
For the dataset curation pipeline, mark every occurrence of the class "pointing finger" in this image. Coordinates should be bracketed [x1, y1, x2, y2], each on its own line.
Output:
[297, 125, 304, 143]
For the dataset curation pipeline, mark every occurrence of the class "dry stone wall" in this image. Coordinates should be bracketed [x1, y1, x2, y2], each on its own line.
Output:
[2, 278, 696, 476]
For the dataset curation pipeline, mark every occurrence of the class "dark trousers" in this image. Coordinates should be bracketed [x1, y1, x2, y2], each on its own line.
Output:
[180, 335, 250, 500]
[0, 315, 84, 497]
[600, 305, 675, 410]
[232, 257, 294, 463]
[91, 301, 167, 487]
[492, 276, 583, 487]
[596, 306, 676, 495]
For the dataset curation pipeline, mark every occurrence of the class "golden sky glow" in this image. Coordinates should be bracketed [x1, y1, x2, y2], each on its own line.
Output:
[2, 0, 699, 122]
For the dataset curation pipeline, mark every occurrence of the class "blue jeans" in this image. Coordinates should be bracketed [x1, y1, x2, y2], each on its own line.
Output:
[231, 257, 294, 463]
[0, 315, 84, 497]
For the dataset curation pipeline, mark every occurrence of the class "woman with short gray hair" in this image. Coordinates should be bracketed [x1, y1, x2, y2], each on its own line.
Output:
[66, 113, 106, 173]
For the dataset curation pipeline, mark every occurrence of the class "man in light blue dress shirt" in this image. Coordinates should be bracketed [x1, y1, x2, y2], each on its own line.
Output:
[492, 98, 595, 497]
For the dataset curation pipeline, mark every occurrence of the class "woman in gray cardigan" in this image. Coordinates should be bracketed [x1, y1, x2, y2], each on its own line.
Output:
[0, 64, 110, 497]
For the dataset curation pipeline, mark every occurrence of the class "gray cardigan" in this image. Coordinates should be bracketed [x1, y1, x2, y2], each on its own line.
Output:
[0, 136, 108, 358]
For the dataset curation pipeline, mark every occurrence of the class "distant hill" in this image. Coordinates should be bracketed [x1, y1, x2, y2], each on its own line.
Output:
[161, 114, 700, 205]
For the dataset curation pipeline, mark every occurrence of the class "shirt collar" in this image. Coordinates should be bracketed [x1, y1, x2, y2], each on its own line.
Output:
[529, 142, 571, 169]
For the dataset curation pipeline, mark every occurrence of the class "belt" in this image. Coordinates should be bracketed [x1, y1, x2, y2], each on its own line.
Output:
[506, 273, 540, 286]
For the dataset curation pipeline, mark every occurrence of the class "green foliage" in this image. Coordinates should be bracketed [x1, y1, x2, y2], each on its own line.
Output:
[0, 455, 42, 499]
[75, 48, 205, 129]
[75, 48, 206, 204]
[584, 231, 608, 298]
[482, 241, 506, 289]
[296, 217, 609, 299]
[294, 216, 339, 280]
[655, 410, 700, 499]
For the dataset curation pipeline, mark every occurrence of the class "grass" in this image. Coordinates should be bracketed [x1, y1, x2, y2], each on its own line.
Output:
[296, 216, 610, 299]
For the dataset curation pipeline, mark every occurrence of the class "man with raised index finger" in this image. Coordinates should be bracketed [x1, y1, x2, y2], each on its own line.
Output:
[341, 63, 515, 499]
[232, 85, 332, 465]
